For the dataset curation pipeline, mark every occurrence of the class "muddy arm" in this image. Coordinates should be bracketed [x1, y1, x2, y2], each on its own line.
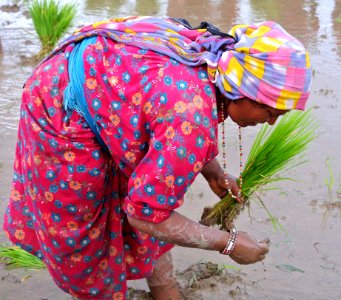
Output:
[127, 211, 269, 264]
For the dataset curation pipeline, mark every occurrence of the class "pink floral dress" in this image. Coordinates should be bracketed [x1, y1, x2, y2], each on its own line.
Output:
[3, 36, 218, 299]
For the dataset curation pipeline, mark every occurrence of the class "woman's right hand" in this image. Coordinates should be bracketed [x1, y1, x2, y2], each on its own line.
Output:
[229, 231, 269, 264]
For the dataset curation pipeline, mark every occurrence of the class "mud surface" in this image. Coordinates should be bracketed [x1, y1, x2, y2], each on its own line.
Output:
[1, 0, 341, 299]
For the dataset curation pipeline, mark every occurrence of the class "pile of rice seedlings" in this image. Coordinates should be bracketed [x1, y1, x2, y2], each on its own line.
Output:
[0, 246, 45, 270]
[201, 110, 318, 230]
[29, 0, 77, 59]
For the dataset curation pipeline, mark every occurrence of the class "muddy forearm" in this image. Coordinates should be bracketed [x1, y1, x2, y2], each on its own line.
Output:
[127, 211, 229, 252]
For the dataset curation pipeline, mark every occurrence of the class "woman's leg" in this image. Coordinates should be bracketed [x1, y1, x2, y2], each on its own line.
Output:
[146, 251, 180, 300]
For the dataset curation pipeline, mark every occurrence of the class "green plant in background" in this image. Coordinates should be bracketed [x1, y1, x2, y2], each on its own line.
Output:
[0, 246, 46, 270]
[29, 0, 77, 59]
[201, 110, 318, 230]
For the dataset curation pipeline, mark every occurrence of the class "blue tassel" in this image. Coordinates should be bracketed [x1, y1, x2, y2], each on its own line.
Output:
[63, 37, 110, 153]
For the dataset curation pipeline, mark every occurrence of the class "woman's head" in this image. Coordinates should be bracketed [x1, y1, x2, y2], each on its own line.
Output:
[216, 21, 312, 111]
[216, 92, 288, 127]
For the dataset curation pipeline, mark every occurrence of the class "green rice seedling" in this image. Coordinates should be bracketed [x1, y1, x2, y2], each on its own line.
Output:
[0, 246, 46, 270]
[29, 0, 77, 59]
[201, 110, 318, 230]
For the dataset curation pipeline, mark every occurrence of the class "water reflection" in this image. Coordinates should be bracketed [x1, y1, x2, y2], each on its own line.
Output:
[82, 0, 167, 20]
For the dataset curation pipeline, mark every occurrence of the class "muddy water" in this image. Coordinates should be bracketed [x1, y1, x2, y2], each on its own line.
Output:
[0, 0, 341, 299]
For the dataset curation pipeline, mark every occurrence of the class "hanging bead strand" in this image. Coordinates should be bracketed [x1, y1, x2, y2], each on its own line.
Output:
[220, 101, 243, 200]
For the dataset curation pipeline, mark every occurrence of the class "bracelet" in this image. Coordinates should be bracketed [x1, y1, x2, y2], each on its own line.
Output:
[219, 228, 238, 255]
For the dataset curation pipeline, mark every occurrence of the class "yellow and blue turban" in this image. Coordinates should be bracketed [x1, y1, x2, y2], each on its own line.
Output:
[47, 17, 312, 110]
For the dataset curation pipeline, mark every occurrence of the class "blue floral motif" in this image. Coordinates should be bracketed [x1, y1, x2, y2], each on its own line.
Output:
[176, 80, 188, 90]
[89, 288, 99, 295]
[167, 196, 177, 206]
[111, 101, 121, 110]
[81, 237, 90, 247]
[170, 58, 179, 65]
[92, 98, 101, 111]
[104, 278, 113, 285]
[177, 146, 187, 158]
[196, 135, 205, 148]
[160, 93, 168, 104]
[194, 112, 202, 124]
[130, 267, 140, 274]
[130, 115, 138, 128]
[67, 165, 74, 173]
[48, 107, 56, 117]
[50, 87, 59, 97]
[66, 204, 77, 213]
[157, 195, 166, 204]
[144, 82, 152, 92]
[144, 184, 155, 196]
[86, 55, 96, 64]
[164, 76, 172, 86]
[188, 172, 195, 180]
[198, 70, 208, 79]
[38, 118, 48, 127]
[157, 155, 165, 168]
[52, 239, 60, 248]
[86, 191, 97, 200]
[76, 165, 86, 173]
[49, 185, 59, 193]
[49, 138, 58, 148]
[54, 200, 62, 208]
[154, 140, 163, 151]
[188, 153, 196, 164]
[142, 207, 153, 216]
[212, 107, 218, 119]
[122, 72, 131, 83]
[204, 84, 213, 95]
[60, 180, 68, 190]
[51, 212, 61, 222]
[89, 67, 96, 76]
[175, 176, 186, 186]
[140, 76, 148, 85]
[92, 150, 101, 160]
[46, 170, 56, 181]
[119, 273, 126, 282]
[203, 117, 210, 127]
[115, 55, 122, 66]
[134, 130, 141, 140]
[139, 65, 149, 74]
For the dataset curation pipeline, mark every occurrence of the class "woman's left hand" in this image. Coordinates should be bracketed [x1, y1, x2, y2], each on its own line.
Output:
[201, 158, 243, 202]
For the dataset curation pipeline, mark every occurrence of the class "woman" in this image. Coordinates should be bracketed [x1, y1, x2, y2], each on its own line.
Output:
[3, 17, 311, 299]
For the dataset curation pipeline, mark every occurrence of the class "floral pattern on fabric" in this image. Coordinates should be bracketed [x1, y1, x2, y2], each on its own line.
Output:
[3, 36, 218, 299]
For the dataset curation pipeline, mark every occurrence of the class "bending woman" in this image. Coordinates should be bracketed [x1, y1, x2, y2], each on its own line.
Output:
[3, 17, 312, 299]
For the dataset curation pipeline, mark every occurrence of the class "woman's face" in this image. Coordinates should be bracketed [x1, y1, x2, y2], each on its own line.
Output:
[218, 95, 289, 127]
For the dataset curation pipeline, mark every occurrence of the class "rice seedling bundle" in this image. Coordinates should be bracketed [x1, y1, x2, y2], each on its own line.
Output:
[201, 110, 318, 230]
[29, 0, 77, 59]
[0, 246, 46, 270]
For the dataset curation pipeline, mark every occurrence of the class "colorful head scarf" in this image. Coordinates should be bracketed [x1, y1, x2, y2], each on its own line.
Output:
[48, 16, 312, 110]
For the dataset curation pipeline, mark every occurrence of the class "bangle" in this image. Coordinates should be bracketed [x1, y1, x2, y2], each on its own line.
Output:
[219, 228, 238, 255]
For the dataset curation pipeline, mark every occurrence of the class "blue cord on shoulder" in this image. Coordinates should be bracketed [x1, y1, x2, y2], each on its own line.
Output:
[63, 36, 110, 154]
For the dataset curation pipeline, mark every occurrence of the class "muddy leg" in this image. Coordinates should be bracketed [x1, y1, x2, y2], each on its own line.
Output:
[146, 251, 180, 300]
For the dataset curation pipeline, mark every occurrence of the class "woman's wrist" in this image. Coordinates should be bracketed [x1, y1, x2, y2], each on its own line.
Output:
[215, 230, 231, 252]
[219, 228, 238, 255]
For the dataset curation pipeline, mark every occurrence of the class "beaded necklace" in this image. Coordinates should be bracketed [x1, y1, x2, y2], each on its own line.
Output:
[220, 102, 243, 200]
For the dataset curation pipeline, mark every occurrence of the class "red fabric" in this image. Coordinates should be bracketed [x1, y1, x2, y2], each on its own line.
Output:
[3, 36, 218, 299]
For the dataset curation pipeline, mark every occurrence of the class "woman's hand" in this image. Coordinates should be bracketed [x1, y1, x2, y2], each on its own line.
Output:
[201, 158, 243, 202]
[229, 232, 269, 264]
